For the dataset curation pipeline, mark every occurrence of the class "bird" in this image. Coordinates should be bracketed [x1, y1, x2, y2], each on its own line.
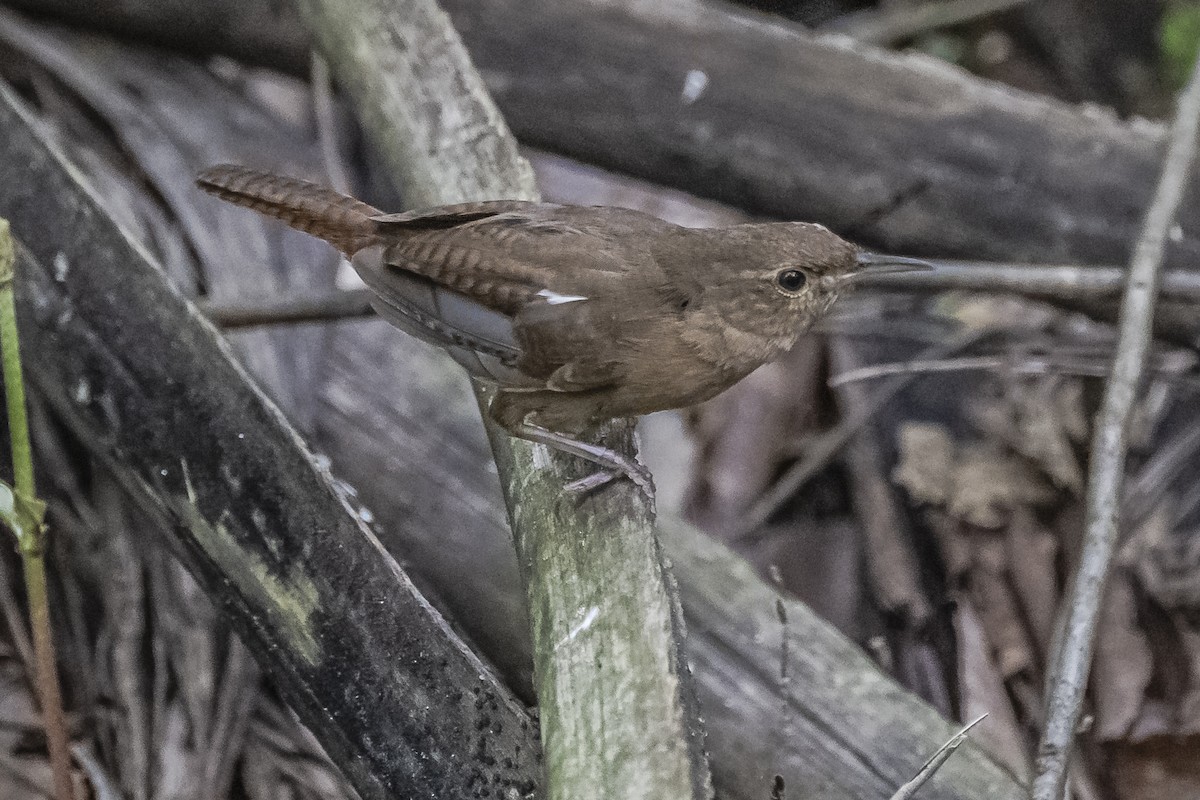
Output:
[196, 165, 928, 494]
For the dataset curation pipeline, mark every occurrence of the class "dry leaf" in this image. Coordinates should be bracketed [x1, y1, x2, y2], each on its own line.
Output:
[949, 445, 1054, 529]
[894, 425, 1054, 528]
[1130, 506, 1200, 612]
[1004, 508, 1060, 657]
[968, 533, 1035, 678]
[1093, 572, 1154, 741]
[967, 376, 1085, 493]
[892, 423, 955, 507]
[954, 598, 1030, 780]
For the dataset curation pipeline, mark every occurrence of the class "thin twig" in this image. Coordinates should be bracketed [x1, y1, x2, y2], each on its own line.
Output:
[0, 219, 75, 800]
[1030, 54, 1200, 800]
[826, 0, 1033, 45]
[0, 554, 35, 672]
[889, 714, 988, 800]
[70, 743, 120, 800]
[858, 262, 1200, 303]
[832, 355, 1044, 386]
[199, 287, 375, 328]
[729, 327, 990, 544]
[829, 353, 1200, 388]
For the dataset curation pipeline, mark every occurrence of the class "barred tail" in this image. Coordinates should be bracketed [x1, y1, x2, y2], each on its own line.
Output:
[196, 165, 381, 255]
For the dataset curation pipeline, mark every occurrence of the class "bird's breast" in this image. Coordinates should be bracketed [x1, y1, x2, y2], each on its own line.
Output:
[677, 308, 794, 375]
[596, 313, 778, 418]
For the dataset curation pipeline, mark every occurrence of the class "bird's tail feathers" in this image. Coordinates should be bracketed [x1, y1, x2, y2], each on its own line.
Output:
[196, 165, 381, 254]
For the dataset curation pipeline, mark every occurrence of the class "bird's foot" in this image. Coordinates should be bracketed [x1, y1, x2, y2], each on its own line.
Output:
[559, 468, 656, 517]
[564, 460, 656, 503]
[511, 422, 656, 510]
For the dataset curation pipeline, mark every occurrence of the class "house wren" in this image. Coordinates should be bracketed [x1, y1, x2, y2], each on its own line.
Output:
[196, 165, 927, 492]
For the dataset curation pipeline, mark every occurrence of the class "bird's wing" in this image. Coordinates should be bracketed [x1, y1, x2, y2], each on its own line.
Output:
[370, 200, 545, 229]
[512, 299, 630, 392]
[355, 205, 671, 386]
[351, 245, 528, 383]
[373, 204, 648, 311]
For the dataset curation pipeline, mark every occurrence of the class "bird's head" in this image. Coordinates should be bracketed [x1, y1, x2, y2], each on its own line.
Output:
[682, 222, 929, 350]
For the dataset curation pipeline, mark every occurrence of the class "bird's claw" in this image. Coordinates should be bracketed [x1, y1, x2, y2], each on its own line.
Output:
[561, 460, 656, 513]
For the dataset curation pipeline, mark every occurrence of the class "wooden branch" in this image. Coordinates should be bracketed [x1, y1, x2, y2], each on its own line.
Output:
[292, 1, 711, 798]
[823, 0, 1033, 45]
[3, 0, 312, 73]
[0, 84, 541, 800]
[831, 339, 933, 628]
[440, 0, 1200, 264]
[1030, 51, 1200, 800]
[199, 288, 376, 329]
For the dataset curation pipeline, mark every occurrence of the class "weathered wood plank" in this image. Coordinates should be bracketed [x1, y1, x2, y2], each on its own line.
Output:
[0, 83, 541, 800]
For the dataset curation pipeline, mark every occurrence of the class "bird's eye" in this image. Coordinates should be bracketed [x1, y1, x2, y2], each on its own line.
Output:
[775, 268, 808, 293]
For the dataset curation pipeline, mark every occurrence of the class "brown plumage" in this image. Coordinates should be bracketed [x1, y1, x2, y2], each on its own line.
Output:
[196, 165, 927, 493]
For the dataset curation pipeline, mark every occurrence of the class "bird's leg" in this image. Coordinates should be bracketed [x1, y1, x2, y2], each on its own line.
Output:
[490, 389, 656, 503]
[506, 421, 655, 499]
[562, 469, 621, 495]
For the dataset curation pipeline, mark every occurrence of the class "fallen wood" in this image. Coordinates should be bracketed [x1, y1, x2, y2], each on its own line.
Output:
[0, 22, 1027, 800]
[445, 0, 1200, 347]
[0, 83, 541, 800]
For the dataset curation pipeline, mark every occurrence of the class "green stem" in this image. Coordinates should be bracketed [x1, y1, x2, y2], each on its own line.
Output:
[0, 219, 75, 800]
[0, 228, 32, 503]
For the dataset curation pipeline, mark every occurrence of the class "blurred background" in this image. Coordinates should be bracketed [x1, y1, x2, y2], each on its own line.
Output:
[0, 1, 1199, 798]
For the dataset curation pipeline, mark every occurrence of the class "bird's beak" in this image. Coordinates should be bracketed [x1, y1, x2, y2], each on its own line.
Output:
[850, 251, 935, 277]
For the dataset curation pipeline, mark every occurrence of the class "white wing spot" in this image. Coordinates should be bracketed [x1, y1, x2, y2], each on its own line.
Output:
[537, 289, 588, 305]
